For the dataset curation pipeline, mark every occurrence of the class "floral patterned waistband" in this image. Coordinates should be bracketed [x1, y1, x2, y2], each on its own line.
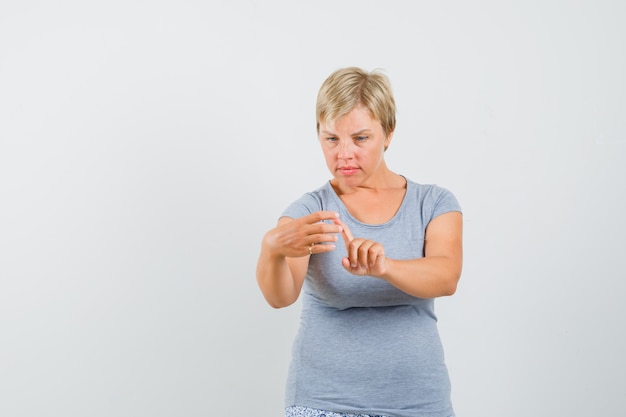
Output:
[285, 406, 388, 417]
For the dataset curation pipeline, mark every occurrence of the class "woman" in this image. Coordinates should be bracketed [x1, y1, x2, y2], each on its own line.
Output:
[256, 67, 462, 417]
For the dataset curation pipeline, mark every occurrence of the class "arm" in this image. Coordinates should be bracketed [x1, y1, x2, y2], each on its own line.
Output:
[256, 211, 343, 308]
[336, 211, 463, 298]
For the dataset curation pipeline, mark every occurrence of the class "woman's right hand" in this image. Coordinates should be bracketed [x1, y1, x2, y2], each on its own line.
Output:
[262, 211, 344, 258]
[257, 211, 343, 308]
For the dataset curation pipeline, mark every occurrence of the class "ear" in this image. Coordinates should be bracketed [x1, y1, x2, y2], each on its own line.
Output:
[384, 130, 394, 151]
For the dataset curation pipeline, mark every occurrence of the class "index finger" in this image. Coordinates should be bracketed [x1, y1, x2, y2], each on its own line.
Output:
[304, 211, 340, 224]
[333, 217, 354, 245]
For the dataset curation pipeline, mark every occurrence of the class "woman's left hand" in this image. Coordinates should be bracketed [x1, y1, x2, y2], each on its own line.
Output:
[333, 218, 387, 277]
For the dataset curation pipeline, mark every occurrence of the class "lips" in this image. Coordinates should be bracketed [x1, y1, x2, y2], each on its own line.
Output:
[338, 166, 359, 175]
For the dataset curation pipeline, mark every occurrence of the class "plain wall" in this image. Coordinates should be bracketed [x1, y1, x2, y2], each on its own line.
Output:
[1, 1, 625, 416]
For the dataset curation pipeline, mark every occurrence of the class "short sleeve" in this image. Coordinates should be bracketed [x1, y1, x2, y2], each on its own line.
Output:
[430, 185, 462, 220]
[281, 193, 321, 220]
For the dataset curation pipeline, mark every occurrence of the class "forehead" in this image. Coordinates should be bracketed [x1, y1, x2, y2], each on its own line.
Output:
[321, 106, 380, 132]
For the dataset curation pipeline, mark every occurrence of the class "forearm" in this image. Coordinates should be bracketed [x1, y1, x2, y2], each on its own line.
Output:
[380, 256, 461, 299]
[256, 249, 301, 308]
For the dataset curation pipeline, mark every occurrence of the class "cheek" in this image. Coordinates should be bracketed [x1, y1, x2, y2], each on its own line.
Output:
[320, 146, 337, 161]
[320, 149, 333, 168]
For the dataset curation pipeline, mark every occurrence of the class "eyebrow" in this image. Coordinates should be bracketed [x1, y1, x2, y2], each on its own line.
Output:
[321, 129, 372, 136]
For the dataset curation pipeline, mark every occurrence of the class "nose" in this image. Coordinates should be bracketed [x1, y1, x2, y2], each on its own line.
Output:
[337, 140, 354, 160]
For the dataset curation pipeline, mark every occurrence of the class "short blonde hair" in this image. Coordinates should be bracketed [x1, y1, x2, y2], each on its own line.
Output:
[316, 67, 396, 138]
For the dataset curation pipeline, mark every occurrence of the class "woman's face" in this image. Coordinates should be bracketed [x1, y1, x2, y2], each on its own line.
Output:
[318, 106, 392, 189]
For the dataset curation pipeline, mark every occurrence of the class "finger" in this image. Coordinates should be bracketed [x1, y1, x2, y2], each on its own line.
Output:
[306, 232, 339, 246]
[341, 256, 352, 271]
[304, 211, 340, 224]
[369, 243, 385, 266]
[333, 218, 359, 269]
[305, 220, 344, 246]
[303, 212, 343, 241]
[358, 240, 376, 268]
[309, 242, 336, 255]
[333, 218, 354, 248]
[308, 221, 343, 236]
[346, 237, 365, 268]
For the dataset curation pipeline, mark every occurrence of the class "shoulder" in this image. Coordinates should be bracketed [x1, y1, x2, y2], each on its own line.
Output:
[281, 182, 335, 218]
[405, 178, 455, 198]
[293, 182, 334, 207]
[404, 178, 462, 216]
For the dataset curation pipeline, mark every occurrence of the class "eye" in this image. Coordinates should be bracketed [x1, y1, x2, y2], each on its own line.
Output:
[326, 136, 338, 142]
[355, 136, 368, 142]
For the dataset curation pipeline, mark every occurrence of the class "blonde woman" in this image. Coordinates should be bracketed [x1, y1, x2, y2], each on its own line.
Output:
[257, 67, 462, 417]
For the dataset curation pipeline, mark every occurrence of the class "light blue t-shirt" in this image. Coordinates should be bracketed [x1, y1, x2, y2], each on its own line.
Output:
[281, 179, 462, 417]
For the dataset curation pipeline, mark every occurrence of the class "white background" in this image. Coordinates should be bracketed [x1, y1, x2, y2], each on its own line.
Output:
[1, 1, 625, 416]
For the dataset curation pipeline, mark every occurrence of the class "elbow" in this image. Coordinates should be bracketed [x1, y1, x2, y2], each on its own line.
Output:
[263, 294, 298, 309]
[442, 280, 458, 296]
[441, 271, 461, 296]
[256, 276, 295, 309]
[266, 299, 289, 309]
